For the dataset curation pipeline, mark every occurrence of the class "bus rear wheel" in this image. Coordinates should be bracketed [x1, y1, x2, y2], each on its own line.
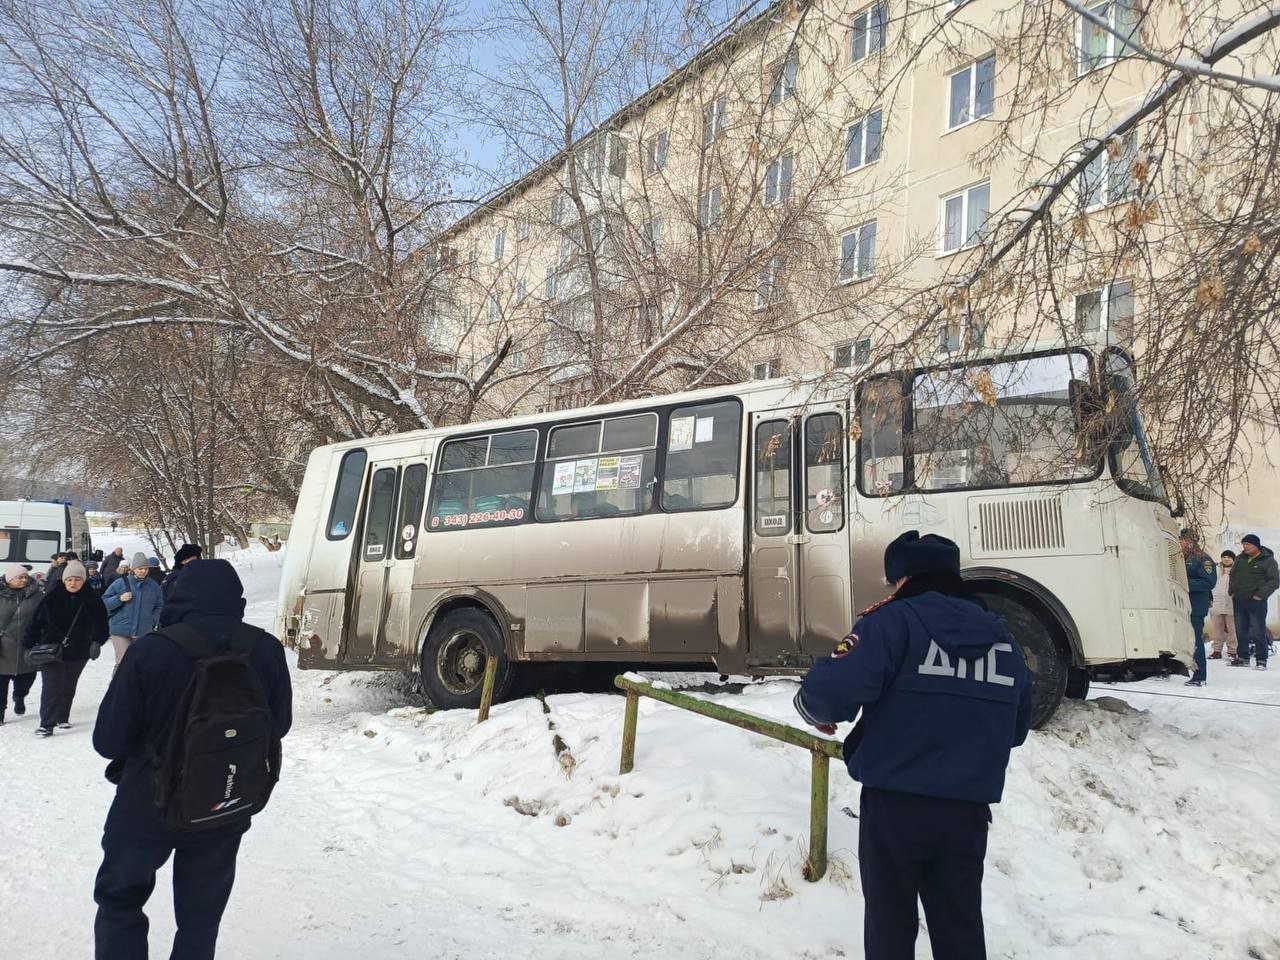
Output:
[973, 591, 1068, 729]
[419, 608, 513, 711]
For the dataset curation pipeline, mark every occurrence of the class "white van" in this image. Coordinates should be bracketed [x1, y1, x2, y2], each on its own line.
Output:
[0, 500, 93, 571]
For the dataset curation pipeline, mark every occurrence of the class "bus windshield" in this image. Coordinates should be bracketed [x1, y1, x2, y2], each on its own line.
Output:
[860, 350, 1100, 493]
[1105, 353, 1168, 504]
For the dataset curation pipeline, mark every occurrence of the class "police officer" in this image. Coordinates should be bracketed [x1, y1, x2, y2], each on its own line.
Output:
[795, 531, 1032, 960]
[1180, 528, 1216, 686]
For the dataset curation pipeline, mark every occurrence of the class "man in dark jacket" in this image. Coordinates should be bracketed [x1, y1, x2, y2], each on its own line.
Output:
[1181, 529, 1217, 686]
[45, 552, 68, 588]
[92, 559, 292, 960]
[1230, 533, 1278, 669]
[100, 547, 125, 587]
[795, 531, 1032, 960]
[161, 543, 203, 604]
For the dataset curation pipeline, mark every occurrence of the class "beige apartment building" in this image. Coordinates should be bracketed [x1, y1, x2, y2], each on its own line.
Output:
[426, 0, 1277, 528]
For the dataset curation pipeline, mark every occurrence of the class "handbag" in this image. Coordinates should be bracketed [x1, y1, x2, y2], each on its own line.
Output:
[26, 604, 85, 668]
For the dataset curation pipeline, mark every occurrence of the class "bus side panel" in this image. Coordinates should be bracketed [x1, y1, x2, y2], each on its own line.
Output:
[284, 449, 351, 664]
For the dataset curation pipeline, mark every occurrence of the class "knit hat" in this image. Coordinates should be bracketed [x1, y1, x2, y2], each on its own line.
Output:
[174, 543, 203, 566]
[3, 563, 29, 583]
[884, 530, 962, 583]
[147, 556, 160, 567]
[63, 560, 88, 581]
[1242, 534, 1262, 548]
[130, 551, 149, 570]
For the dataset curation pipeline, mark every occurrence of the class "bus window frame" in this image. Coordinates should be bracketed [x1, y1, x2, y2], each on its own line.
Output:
[804, 411, 847, 533]
[753, 418, 793, 537]
[325, 448, 368, 541]
[854, 347, 1104, 497]
[537, 411, 660, 524]
[658, 397, 745, 514]
[426, 427, 539, 533]
[361, 466, 401, 564]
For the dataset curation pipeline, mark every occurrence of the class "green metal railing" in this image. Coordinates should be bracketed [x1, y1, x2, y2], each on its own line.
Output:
[615, 674, 843, 881]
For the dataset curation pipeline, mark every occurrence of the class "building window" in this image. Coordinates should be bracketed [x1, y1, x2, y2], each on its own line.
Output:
[845, 110, 883, 171]
[488, 297, 500, 322]
[468, 246, 477, 278]
[1079, 0, 1140, 74]
[550, 194, 564, 226]
[644, 132, 668, 174]
[1075, 280, 1134, 337]
[517, 218, 530, 242]
[763, 153, 794, 206]
[493, 229, 506, 261]
[515, 278, 528, 304]
[699, 186, 723, 229]
[752, 358, 782, 380]
[948, 55, 995, 129]
[510, 349, 525, 371]
[941, 181, 990, 254]
[755, 256, 784, 310]
[833, 338, 871, 369]
[1079, 132, 1138, 210]
[769, 51, 798, 106]
[645, 216, 663, 253]
[851, 2, 888, 63]
[702, 97, 726, 146]
[544, 264, 558, 300]
[839, 222, 877, 282]
[938, 321, 962, 353]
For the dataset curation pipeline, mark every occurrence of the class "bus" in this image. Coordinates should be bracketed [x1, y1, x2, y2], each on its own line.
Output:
[276, 343, 1192, 727]
[0, 499, 93, 571]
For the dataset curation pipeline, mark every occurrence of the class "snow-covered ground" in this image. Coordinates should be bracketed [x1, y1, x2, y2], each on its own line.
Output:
[2, 529, 1279, 959]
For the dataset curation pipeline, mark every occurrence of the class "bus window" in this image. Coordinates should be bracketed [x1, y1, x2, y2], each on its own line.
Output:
[395, 463, 429, 559]
[538, 413, 657, 522]
[327, 449, 368, 539]
[19, 530, 60, 563]
[805, 413, 844, 532]
[662, 400, 742, 511]
[754, 421, 792, 536]
[911, 353, 1095, 490]
[857, 378, 905, 495]
[428, 429, 537, 531]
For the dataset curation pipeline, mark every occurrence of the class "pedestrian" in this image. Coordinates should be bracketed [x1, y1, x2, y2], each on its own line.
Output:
[93, 559, 293, 960]
[147, 555, 167, 590]
[1229, 534, 1278, 670]
[100, 547, 126, 587]
[85, 561, 105, 598]
[1209, 551, 1237, 660]
[1181, 529, 1216, 687]
[162, 543, 203, 604]
[0, 563, 42, 724]
[23, 559, 108, 735]
[102, 553, 164, 667]
[794, 531, 1032, 960]
[45, 552, 68, 589]
[110, 519, 118, 533]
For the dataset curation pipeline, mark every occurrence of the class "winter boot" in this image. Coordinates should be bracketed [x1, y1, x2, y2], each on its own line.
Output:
[13, 697, 25, 715]
[1230, 658, 1249, 667]
[1209, 652, 1223, 660]
[1257, 662, 1269, 671]
[35, 726, 52, 737]
[1185, 679, 1205, 687]
[56, 722, 71, 730]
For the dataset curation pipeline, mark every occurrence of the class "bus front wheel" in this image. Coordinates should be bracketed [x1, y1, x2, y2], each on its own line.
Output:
[419, 607, 513, 710]
[974, 591, 1068, 729]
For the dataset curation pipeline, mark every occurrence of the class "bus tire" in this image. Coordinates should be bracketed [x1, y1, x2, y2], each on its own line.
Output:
[419, 607, 513, 711]
[1065, 667, 1091, 701]
[974, 591, 1068, 729]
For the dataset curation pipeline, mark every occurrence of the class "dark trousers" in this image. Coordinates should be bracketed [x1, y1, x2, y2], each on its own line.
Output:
[38, 658, 87, 728]
[95, 824, 243, 960]
[860, 787, 990, 960]
[1190, 614, 1207, 682]
[0, 672, 37, 714]
[1234, 598, 1269, 663]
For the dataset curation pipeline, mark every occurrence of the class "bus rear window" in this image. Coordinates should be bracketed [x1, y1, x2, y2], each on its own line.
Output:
[662, 401, 742, 511]
[327, 449, 368, 540]
[429, 429, 537, 531]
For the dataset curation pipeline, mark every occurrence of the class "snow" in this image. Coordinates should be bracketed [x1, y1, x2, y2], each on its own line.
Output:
[2, 528, 1279, 958]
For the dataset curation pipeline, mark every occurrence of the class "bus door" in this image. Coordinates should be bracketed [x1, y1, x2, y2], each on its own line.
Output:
[346, 457, 430, 665]
[749, 405, 852, 660]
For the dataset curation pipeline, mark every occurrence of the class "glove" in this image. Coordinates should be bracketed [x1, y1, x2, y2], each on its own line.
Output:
[89, 642, 101, 661]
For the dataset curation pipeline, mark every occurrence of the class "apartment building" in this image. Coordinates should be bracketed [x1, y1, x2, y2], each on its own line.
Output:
[427, 0, 1276, 522]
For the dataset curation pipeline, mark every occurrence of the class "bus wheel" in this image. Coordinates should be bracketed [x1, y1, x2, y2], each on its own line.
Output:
[1065, 667, 1091, 701]
[974, 591, 1068, 729]
[419, 608, 512, 710]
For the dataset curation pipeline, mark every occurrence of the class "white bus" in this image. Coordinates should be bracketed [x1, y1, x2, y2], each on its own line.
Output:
[276, 343, 1192, 726]
[0, 499, 93, 571]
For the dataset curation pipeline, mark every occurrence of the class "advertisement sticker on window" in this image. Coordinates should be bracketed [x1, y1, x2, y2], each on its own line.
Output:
[596, 456, 621, 490]
[669, 416, 695, 452]
[552, 461, 576, 496]
[618, 455, 643, 489]
[695, 416, 715, 443]
[574, 458, 599, 493]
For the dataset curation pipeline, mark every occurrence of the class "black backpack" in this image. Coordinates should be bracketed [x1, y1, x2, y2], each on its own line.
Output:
[151, 623, 282, 832]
